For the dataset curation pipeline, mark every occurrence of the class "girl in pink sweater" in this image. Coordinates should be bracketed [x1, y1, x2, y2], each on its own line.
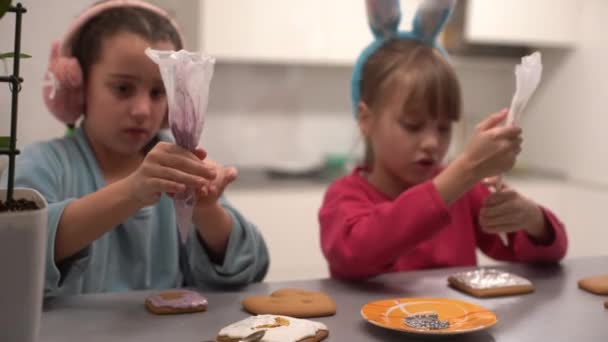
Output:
[319, 0, 567, 279]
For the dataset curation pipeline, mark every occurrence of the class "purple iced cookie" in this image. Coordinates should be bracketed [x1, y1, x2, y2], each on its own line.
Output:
[145, 289, 208, 315]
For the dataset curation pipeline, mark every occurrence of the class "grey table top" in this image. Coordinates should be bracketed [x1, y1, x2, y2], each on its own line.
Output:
[40, 256, 608, 342]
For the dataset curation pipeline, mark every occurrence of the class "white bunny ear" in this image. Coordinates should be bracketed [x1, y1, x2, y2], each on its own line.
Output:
[366, 0, 401, 39]
[412, 0, 457, 44]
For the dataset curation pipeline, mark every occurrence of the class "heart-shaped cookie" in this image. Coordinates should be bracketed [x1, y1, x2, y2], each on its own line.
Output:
[242, 288, 336, 318]
[578, 274, 608, 295]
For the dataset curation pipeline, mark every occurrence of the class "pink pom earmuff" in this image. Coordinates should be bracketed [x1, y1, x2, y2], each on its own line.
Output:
[42, 0, 184, 125]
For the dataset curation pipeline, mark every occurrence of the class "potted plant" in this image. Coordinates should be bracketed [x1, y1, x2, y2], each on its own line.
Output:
[0, 2, 48, 342]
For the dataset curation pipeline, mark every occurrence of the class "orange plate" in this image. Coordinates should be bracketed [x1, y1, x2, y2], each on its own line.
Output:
[361, 297, 497, 335]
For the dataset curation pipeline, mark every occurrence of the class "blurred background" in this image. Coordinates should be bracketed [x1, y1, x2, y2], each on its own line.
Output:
[1, 0, 606, 281]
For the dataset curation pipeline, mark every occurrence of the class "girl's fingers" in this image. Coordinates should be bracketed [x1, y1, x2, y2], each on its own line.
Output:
[490, 126, 522, 140]
[485, 189, 518, 206]
[481, 224, 520, 234]
[152, 143, 215, 178]
[149, 165, 210, 189]
[155, 153, 216, 180]
[479, 211, 521, 226]
[513, 136, 523, 145]
[477, 110, 508, 131]
[149, 178, 186, 195]
[224, 167, 238, 184]
[194, 148, 207, 160]
[482, 177, 502, 192]
[196, 185, 209, 197]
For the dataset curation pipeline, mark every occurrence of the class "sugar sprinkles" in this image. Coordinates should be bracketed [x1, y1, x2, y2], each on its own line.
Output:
[404, 312, 450, 330]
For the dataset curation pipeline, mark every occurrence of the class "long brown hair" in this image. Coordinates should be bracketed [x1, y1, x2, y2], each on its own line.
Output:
[359, 39, 462, 166]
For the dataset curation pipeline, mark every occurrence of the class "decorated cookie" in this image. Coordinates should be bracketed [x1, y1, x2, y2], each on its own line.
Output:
[578, 274, 608, 295]
[242, 288, 336, 318]
[145, 289, 208, 315]
[217, 315, 329, 342]
[448, 269, 534, 298]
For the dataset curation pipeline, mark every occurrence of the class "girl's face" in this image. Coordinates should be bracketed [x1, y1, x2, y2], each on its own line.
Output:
[83, 32, 175, 157]
[359, 89, 453, 195]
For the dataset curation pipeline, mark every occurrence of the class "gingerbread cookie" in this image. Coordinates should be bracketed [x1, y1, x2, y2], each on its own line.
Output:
[448, 269, 534, 298]
[242, 288, 336, 318]
[145, 289, 208, 315]
[578, 274, 608, 295]
[217, 315, 328, 342]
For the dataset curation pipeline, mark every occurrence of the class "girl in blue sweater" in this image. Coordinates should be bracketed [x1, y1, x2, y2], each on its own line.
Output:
[3, 0, 269, 297]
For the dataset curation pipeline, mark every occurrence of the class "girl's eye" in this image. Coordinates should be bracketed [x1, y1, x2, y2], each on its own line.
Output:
[150, 87, 166, 100]
[111, 83, 134, 97]
[399, 121, 424, 132]
[438, 124, 452, 134]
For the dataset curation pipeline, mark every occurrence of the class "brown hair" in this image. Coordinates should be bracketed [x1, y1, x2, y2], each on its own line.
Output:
[359, 39, 462, 166]
[72, 5, 183, 82]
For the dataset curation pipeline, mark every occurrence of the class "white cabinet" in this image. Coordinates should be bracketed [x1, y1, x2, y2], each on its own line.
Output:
[201, 0, 422, 65]
[225, 185, 330, 282]
[201, 0, 326, 64]
[202, 0, 581, 64]
[465, 0, 581, 47]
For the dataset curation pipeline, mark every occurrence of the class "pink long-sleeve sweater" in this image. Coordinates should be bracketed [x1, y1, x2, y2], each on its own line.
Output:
[319, 169, 568, 279]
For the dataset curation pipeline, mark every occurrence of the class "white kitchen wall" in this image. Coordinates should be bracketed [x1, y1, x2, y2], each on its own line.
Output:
[519, 0, 608, 185]
[200, 63, 361, 169]
[200, 58, 517, 169]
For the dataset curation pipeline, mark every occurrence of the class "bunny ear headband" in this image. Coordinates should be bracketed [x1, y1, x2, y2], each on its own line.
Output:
[350, 0, 457, 116]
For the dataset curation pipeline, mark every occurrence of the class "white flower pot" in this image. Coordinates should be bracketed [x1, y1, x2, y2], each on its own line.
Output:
[0, 188, 48, 342]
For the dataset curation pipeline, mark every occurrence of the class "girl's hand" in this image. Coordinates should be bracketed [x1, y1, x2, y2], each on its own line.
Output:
[125, 142, 216, 207]
[479, 180, 550, 240]
[193, 156, 238, 210]
[460, 110, 522, 181]
[190, 154, 237, 258]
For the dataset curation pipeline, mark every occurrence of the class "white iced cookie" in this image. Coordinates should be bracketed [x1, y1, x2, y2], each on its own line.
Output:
[217, 314, 329, 342]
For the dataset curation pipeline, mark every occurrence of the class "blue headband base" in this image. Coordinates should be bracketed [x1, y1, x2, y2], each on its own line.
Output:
[350, 32, 447, 117]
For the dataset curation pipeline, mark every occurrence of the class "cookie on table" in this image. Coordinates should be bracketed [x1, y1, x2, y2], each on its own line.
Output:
[217, 314, 329, 342]
[242, 288, 336, 318]
[145, 289, 208, 315]
[448, 268, 534, 298]
[578, 274, 608, 295]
